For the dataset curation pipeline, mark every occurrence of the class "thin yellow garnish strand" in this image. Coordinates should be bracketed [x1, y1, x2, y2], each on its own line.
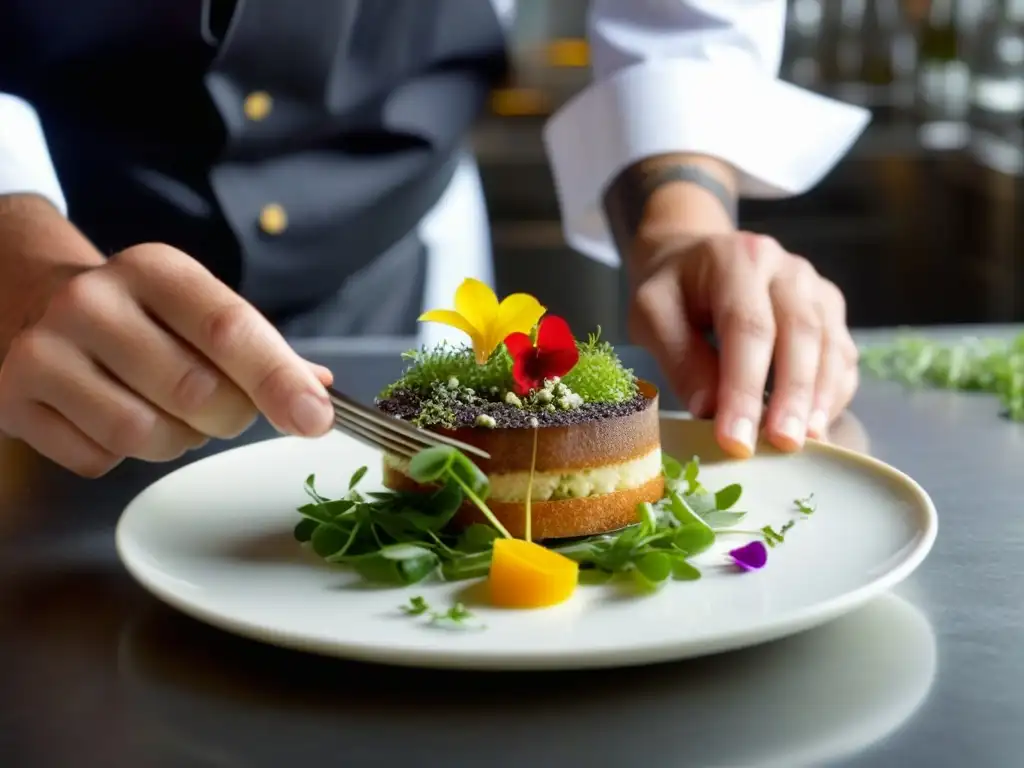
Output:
[524, 418, 539, 542]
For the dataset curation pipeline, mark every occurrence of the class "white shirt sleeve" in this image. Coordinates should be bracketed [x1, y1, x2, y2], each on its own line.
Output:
[488, 0, 517, 28]
[543, 0, 872, 266]
[0, 93, 68, 216]
[0, 1, 508, 228]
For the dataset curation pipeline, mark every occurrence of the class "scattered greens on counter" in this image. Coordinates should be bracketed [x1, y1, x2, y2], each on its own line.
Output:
[860, 331, 1024, 421]
[294, 447, 816, 593]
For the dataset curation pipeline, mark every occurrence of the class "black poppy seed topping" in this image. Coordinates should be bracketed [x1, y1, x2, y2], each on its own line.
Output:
[376, 388, 650, 429]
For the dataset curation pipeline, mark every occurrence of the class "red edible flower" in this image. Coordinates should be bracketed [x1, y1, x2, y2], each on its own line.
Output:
[504, 315, 580, 395]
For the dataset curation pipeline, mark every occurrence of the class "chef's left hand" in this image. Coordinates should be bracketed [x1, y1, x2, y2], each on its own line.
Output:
[628, 230, 859, 458]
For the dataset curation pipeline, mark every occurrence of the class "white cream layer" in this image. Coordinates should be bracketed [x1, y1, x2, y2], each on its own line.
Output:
[385, 447, 662, 503]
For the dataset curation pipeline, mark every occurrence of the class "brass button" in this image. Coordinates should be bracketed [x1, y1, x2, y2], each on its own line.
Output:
[546, 39, 589, 68]
[259, 204, 288, 235]
[243, 91, 273, 121]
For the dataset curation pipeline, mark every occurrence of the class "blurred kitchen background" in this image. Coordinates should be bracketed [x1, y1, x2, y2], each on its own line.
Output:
[477, 0, 1023, 341]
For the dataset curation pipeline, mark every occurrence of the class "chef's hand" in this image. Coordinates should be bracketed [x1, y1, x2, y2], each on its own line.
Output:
[605, 154, 858, 458]
[0, 199, 334, 477]
[628, 231, 858, 457]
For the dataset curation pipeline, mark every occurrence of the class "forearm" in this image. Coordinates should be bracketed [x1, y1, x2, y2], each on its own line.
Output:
[603, 153, 738, 268]
[544, 0, 869, 267]
[0, 194, 104, 357]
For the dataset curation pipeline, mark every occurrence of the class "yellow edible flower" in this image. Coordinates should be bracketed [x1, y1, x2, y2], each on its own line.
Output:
[418, 278, 546, 364]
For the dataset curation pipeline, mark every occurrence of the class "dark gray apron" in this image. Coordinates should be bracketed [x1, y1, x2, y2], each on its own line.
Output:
[0, 0, 508, 336]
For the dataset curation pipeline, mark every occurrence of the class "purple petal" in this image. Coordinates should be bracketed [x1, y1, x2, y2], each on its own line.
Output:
[728, 540, 768, 571]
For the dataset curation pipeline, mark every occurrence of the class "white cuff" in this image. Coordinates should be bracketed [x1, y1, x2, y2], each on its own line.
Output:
[543, 60, 871, 266]
[0, 93, 67, 216]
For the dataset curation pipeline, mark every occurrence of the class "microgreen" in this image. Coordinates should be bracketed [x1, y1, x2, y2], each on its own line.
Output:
[303, 474, 329, 504]
[401, 595, 431, 615]
[348, 466, 368, 490]
[715, 483, 743, 511]
[760, 521, 796, 548]
[429, 602, 479, 629]
[661, 454, 682, 481]
[860, 332, 1024, 421]
[407, 444, 511, 538]
[293, 518, 318, 542]
[378, 329, 637, 412]
[398, 596, 483, 629]
[661, 454, 703, 495]
[794, 494, 816, 515]
[295, 449, 816, 595]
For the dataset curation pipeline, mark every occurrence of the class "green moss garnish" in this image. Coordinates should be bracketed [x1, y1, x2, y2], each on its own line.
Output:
[406, 380, 482, 428]
[379, 328, 637, 406]
[560, 328, 638, 403]
[413, 395, 457, 429]
[380, 343, 513, 399]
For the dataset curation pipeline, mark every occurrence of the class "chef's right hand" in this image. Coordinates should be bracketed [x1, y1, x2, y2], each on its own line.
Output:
[0, 242, 335, 477]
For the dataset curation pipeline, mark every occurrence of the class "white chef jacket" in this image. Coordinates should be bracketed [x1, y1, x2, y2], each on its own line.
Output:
[0, 0, 870, 348]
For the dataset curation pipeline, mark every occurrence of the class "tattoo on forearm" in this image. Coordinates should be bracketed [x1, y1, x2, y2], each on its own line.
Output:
[602, 162, 739, 259]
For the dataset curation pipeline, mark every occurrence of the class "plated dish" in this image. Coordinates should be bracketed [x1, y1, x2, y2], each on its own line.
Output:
[115, 281, 939, 669]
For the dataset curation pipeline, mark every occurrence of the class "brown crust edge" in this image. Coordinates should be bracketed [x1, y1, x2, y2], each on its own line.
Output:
[383, 469, 665, 540]
[431, 380, 661, 472]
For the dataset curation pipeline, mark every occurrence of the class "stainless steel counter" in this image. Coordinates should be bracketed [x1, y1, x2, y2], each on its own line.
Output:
[0, 328, 1021, 767]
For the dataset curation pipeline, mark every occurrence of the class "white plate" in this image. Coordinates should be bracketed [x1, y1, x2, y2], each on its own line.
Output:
[115, 416, 938, 670]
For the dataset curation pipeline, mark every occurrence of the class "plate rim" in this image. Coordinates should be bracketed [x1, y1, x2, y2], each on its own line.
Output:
[115, 415, 938, 670]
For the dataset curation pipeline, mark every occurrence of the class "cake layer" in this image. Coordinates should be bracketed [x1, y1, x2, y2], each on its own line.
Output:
[383, 470, 665, 540]
[384, 446, 662, 503]
[430, 380, 661, 473]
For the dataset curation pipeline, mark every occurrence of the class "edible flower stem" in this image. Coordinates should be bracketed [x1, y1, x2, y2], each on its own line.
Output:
[450, 473, 513, 539]
[524, 423, 539, 543]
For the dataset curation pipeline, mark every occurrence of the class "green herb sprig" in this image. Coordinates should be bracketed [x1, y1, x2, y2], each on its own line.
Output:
[293, 445, 513, 585]
[548, 455, 751, 590]
[292, 448, 765, 593]
[861, 332, 1024, 420]
[794, 494, 816, 515]
[294, 448, 788, 593]
[760, 521, 796, 548]
[401, 595, 431, 615]
[399, 596, 483, 629]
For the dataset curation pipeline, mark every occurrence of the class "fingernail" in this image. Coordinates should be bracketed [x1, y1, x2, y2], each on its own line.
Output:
[290, 392, 331, 436]
[689, 390, 708, 417]
[308, 362, 334, 384]
[808, 409, 828, 437]
[778, 415, 805, 449]
[726, 417, 756, 455]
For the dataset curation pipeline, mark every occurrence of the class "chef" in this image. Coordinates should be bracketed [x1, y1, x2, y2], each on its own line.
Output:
[0, 0, 869, 477]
